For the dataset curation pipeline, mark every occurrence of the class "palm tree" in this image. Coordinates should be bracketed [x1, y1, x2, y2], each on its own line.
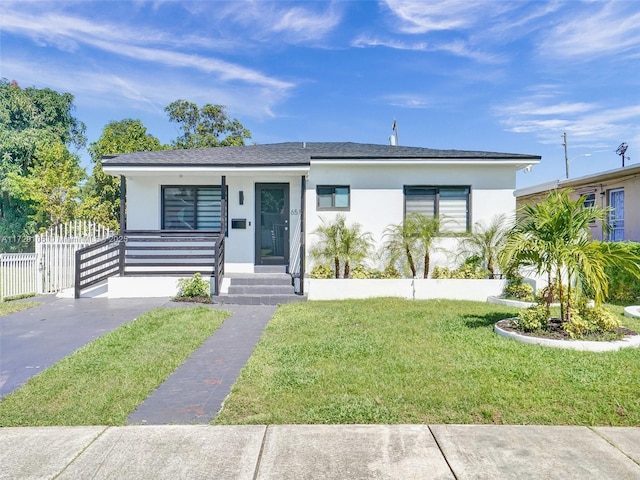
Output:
[408, 213, 448, 278]
[460, 214, 511, 279]
[382, 213, 447, 278]
[382, 221, 418, 278]
[310, 215, 345, 278]
[339, 221, 373, 278]
[310, 214, 374, 279]
[503, 189, 640, 322]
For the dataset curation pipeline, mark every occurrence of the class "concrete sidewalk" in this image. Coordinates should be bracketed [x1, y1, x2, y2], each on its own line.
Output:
[1, 424, 638, 479]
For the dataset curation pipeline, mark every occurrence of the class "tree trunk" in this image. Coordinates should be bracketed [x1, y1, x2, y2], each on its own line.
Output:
[423, 253, 430, 279]
[334, 257, 340, 279]
[344, 261, 350, 279]
[405, 245, 417, 277]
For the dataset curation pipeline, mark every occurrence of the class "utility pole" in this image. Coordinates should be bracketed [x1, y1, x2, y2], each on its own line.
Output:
[562, 132, 569, 179]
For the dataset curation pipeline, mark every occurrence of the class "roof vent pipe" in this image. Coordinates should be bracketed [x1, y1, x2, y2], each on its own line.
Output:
[303, 142, 306, 149]
[389, 135, 396, 146]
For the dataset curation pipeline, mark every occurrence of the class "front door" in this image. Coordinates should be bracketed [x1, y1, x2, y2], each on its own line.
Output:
[255, 183, 289, 265]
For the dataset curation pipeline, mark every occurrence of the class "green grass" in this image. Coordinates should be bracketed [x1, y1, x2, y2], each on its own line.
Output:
[0, 306, 230, 426]
[0, 299, 39, 316]
[214, 298, 640, 426]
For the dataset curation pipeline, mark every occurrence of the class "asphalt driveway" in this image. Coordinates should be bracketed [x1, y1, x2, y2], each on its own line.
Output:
[0, 296, 170, 399]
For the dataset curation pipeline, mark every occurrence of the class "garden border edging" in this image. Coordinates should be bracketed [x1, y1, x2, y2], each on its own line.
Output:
[494, 319, 640, 352]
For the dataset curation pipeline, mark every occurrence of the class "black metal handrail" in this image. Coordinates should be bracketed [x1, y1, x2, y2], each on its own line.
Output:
[74, 237, 120, 298]
[74, 230, 226, 298]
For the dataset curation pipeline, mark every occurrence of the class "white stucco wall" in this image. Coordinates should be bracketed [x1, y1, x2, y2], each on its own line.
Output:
[122, 161, 518, 275]
[305, 163, 517, 272]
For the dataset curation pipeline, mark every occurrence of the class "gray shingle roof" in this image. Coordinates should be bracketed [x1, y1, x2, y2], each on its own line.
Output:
[102, 142, 541, 167]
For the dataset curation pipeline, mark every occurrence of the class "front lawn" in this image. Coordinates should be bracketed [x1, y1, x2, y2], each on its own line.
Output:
[0, 307, 229, 426]
[214, 298, 640, 426]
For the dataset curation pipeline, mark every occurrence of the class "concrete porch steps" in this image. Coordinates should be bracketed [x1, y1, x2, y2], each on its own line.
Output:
[214, 268, 306, 305]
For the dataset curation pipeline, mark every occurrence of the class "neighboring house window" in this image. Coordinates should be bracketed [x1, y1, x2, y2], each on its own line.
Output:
[404, 186, 470, 233]
[317, 185, 350, 210]
[162, 186, 225, 230]
[580, 192, 596, 225]
[581, 192, 595, 209]
[608, 189, 625, 241]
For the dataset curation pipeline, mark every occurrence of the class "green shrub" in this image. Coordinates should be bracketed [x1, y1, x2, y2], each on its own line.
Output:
[431, 263, 487, 279]
[604, 242, 640, 303]
[176, 273, 210, 299]
[517, 305, 549, 332]
[562, 312, 590, 338]
[503, 277, 534, 302]
[346, 265, 402, 279]
[310, 264, 334, 279]
[350, 265, 369, 279]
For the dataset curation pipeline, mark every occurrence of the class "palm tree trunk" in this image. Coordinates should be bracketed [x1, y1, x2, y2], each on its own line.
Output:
[406, 246, 417, 277]
[334, 257, 340, 279]
[423, 253, 430, 279]
[344, 261, 350, 279]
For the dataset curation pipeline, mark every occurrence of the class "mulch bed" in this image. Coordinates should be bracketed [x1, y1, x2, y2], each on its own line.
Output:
[496, 318, 638, 341]
[171, 296, 214, 304]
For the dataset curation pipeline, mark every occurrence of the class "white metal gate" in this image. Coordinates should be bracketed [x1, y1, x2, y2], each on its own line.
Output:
[35, 221, 112, 294]
[0, 221, 114, 300]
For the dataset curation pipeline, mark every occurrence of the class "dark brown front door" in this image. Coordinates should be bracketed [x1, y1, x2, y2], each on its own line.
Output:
[255, 183, 289, 265]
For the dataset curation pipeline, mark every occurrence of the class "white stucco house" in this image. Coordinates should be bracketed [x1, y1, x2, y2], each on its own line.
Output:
[75, 142, 540, 302]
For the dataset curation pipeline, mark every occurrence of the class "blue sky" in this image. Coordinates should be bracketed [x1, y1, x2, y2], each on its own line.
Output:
[2, 0, 639, 188]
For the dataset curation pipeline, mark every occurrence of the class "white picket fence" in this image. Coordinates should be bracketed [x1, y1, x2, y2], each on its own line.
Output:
[0, 221, 111, 301]
[0, 253, 39, 301]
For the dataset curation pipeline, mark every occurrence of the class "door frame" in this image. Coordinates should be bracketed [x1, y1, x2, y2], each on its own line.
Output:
[255, 183, 290, 266]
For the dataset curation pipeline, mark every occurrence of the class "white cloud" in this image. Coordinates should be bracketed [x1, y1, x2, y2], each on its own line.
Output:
[383, 0, 488, 33]
[383, 94, 433, 109]
[352, 34, 501, 63]
[214, 1, 342, 43]
[495, 92, 640, 147]
[539, 2, 640, 60]
[1, 5, 293, 91]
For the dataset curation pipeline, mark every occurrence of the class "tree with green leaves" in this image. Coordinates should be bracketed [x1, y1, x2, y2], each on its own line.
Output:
[0, 79, 86, 251]
[79, 119, 165, 230]
[503, 189, 640, 323]
[165, 99, 251, 149]
[310, 214, 373, 279]
[460, 214, 510, 279]
[382, 213, 448, 278]
[6, 142, 84, 227]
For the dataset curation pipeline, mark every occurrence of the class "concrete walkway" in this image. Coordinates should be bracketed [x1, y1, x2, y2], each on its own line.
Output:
[1, 424, 639, 479]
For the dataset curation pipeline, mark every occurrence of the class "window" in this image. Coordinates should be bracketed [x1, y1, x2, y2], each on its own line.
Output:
[580, 192, 596, 226]
[162, 186, 225, 230]
[581, 192, 596, 209]
[317, 185, 350, 210]
[404, 186, 470, 233]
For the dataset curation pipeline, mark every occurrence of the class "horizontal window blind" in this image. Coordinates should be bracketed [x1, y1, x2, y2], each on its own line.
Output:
[440, 188, 469, 233]
[404, 186, 470, 232]
[163, 186, 222, 230]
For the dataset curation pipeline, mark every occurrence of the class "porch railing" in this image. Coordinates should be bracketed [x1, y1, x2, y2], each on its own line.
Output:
[74, 237, 121, 299]
[74, 230, 225, 298]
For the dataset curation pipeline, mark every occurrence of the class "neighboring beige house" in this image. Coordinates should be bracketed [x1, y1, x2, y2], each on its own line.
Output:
[515, 163, 640, 242]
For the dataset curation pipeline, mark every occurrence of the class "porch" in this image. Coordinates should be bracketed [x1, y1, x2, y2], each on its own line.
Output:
[74, 229, 226, 299]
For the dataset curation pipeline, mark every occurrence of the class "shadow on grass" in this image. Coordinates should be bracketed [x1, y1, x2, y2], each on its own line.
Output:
[462, 312, 516, 329]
